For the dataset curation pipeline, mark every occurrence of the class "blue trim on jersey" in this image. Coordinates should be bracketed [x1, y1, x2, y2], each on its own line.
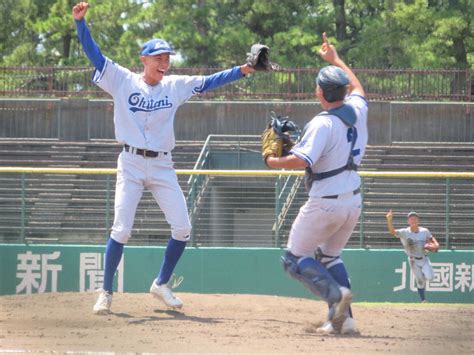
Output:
[348, 93, 368, 106]
[194, 66, 244, 94]
[92, 58, 108, 84]
[290, 149, 313, 167]
[75, 19, 106, 72]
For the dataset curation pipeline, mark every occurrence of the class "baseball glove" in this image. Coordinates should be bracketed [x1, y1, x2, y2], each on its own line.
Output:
[424, 241, 439, 253]
[246, 44, 281, 71]
[261, 112, 300, 165]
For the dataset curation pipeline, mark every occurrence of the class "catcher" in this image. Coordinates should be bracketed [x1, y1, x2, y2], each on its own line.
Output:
[386, 210, 439, 302]
[262, 32, 368, 335]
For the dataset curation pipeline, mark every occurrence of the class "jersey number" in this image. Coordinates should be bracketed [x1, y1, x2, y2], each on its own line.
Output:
[347, 127, 360, 157]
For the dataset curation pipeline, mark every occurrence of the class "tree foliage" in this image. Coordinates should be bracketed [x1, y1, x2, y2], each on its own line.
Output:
[1, 0, 472, 69]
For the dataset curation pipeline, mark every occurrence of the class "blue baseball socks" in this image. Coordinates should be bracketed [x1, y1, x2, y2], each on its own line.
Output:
[103, 237, 124, 294]
[156, 238, 187, 285]
[417, 287, 426, 301]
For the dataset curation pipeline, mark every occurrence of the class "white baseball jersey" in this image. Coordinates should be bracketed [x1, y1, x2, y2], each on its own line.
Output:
[291, 94, 368, 197]
[93, 57, 205, 152]
[396, 227, 432, 258]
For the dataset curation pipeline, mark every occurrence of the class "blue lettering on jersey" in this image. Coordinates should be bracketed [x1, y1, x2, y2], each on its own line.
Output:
[128, 93, 173, 113]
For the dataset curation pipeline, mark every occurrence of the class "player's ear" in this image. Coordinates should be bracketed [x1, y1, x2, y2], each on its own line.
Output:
[140, 55, 147, 65]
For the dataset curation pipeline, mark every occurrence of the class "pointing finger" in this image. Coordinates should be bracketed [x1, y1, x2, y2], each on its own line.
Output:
[322, 32, 329, 45]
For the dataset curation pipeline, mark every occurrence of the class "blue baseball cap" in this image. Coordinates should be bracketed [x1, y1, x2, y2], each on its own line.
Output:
[407, 211, 419, 218]
[316, 65, 350, 91]
[141, 39, 176, 56]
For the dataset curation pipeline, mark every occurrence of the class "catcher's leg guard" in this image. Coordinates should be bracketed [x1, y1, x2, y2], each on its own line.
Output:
[315, 248, 354, 318]
[282, 251, 342, 304]
[327, 261, 353, 318]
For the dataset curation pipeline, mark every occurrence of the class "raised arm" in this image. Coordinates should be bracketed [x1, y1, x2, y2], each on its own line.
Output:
[319, 32, 365, 97]
[72, 2, 106, 72]
[386, 209, 397, 237]
[195, 63, 255, 94]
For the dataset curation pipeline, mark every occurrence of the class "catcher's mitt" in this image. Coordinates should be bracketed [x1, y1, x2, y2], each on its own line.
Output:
[246, 44, 281, 71]
[261, 112, 300, 165]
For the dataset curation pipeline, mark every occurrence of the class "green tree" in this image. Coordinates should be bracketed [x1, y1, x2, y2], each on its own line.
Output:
[391, 0, 473, 69]
[1, 0, 472, 69]
[344, 0, 473, 69]
[0, 0, 56, 66]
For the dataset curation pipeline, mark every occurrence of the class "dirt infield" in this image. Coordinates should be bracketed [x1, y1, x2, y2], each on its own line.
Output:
[0, 293, 472, 354]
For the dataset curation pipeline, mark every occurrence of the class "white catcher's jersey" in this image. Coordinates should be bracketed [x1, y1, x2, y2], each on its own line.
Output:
[291, 94, 368, 197]
[396, 227, 432, 258]
[93, 57, 205, 152]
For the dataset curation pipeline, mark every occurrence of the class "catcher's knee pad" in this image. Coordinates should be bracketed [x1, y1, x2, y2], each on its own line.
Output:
[281, 251, 301, 279]
[171, 227, 191, 242]
[281, 251, 342, 304]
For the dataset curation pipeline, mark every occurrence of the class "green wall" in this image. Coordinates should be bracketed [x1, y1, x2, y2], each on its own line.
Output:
[1, 245, 472, 303]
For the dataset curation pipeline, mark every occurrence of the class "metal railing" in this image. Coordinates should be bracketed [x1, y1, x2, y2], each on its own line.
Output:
[0, 66, 471, 101]
[0, 167, 472, 249]
[274, 174, 303, 245]
[187, 135, 212, 243]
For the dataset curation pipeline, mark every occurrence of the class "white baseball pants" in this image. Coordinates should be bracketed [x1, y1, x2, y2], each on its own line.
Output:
[409, 256, 434, 288]
[110, 150, 191, 244]
[287, 194, 361, 257]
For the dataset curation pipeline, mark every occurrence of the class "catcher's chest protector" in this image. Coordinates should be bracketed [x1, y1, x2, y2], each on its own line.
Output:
[304, 104, 358, 191]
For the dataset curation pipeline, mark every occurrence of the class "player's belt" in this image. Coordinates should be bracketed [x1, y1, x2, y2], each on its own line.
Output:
[321, 187, 360, 199]
[123, 144, 168, 158]
[410, 256, 424, 260]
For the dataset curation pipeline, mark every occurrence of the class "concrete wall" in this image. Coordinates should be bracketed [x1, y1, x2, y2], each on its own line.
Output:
[1, 244, 473, 303]
[1, 99, 472, 144]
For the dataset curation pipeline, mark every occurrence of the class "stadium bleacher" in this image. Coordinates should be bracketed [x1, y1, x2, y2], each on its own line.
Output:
[0, 139, 472, 249]
[0, 139, 202, 245]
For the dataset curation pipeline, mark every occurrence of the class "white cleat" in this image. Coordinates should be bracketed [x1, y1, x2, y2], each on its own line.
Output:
[340, 317, 358, 334]
[330, 287, 353, 333]
[150, 281, 183, 309]
[316, 321, 334, 335]
[93, 289, 112, 315]
[317, 317, 358, 335]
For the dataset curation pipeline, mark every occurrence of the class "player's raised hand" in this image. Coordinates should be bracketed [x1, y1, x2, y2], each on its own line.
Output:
[318, 32, 340, 65]
[386, 209, 393, 220]
[72, 2, 89, 20]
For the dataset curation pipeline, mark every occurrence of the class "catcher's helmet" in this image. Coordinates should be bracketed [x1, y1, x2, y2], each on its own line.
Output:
[316, 65, 350, 102]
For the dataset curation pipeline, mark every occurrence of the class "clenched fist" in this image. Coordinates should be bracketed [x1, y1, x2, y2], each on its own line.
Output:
[72, 2, 89, 20]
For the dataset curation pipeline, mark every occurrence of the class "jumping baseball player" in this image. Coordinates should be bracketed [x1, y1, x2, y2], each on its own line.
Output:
[263, 33, 368, 334]
[71, 2, 269, 315]
[386, 210, 439, 302]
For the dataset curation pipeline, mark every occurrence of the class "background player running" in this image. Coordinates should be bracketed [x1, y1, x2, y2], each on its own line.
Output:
[386, 210, 439, 302]
[265, 32, 368, 334]
[72, 2, 256, 314]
